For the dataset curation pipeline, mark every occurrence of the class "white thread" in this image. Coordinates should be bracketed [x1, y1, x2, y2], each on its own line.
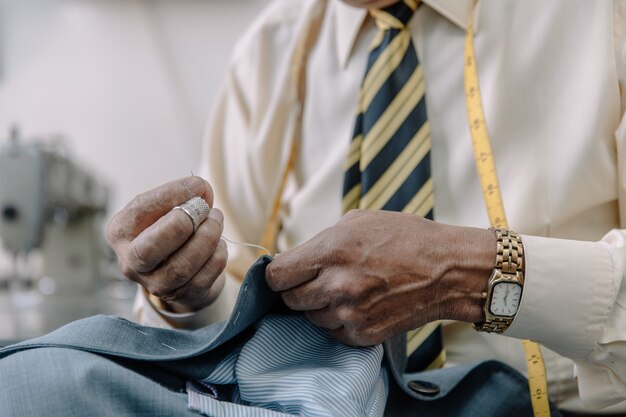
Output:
[160, 342, 177, 351]
[221, 236, 270, 256]
[136, 330, 148, 336]
[176, 181, 271, 255]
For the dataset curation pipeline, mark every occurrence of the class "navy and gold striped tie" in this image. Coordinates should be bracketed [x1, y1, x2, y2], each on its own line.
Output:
[342, 0, 443, 372]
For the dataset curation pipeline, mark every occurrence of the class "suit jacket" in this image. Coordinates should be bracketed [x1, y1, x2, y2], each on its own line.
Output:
[0, 256, 561, 417]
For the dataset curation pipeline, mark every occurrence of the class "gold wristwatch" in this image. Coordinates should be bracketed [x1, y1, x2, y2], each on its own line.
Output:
[474, 228, 525, 333]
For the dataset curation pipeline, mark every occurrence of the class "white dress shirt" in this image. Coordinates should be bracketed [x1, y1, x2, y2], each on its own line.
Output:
[135, 0, 626, 412]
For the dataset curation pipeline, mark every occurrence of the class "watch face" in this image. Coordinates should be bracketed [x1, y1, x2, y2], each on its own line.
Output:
[489, 282, 522, 317]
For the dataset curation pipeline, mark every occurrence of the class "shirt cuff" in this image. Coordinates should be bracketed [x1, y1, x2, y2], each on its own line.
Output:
[505, 234, 619, 360]
[132, 273, 241, 329]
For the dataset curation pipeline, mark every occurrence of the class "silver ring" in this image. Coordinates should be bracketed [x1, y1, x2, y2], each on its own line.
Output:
[173, 196, 210, 232]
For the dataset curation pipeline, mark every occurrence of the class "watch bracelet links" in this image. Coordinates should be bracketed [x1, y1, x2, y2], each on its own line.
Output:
[492, 227, 524, 275]
[476, 316, 513, 333]
[473, 228, 524, 333]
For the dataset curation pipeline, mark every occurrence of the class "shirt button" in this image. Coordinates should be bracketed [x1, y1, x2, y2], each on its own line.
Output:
[407, 380, 440, 396]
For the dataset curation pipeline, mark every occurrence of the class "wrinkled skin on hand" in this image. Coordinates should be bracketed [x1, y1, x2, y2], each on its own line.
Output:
[106, 176, 227, 313]
[266, 210, 494, 346]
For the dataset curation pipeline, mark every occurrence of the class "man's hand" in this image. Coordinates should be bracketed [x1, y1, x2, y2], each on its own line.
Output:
[107, 176, 227, 313]
[266, 210, 494, 346]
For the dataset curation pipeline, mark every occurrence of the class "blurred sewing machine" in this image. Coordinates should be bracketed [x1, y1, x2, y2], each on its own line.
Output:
[0, 128, 135, 346]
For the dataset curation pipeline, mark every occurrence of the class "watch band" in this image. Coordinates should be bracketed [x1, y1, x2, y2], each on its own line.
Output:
[475, 315, 514, 333]
[492, 228, 524, 275]
[474, 228, 525, 333]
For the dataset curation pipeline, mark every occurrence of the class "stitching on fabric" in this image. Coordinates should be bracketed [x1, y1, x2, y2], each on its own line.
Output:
[586, 243, 618, 361]
[160, 342, 177, 351]
[602, 241, 624, 402]
[136, 328, 180, 352]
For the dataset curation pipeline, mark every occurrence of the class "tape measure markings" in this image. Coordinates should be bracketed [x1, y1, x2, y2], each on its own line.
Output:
[464, 7, 551, 417]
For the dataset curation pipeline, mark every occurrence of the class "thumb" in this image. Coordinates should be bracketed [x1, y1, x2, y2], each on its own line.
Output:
[265, 236, 325, 292]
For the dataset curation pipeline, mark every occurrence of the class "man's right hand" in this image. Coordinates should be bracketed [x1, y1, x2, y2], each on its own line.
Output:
[106, 176, 228, 313]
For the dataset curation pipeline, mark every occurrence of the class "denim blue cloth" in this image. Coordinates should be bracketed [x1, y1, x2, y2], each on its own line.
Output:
[0, 256, 558, 417]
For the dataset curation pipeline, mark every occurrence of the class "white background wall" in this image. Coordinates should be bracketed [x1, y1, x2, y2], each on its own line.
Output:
[0, 0, 270, 216]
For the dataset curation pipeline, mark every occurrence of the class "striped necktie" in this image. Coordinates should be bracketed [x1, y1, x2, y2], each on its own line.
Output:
[342, 0, 443, 372]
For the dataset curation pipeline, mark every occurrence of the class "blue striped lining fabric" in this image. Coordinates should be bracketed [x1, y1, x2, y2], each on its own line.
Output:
[187, 314, 388, 417]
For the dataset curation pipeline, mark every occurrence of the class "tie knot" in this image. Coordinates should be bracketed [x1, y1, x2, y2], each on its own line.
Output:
[370, 0, 418, 30]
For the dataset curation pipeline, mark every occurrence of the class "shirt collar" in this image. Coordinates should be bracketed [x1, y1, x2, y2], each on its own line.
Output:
[333, 0, 474, 68]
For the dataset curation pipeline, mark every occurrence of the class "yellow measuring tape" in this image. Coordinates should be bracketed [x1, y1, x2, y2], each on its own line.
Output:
[464, 8, 551, 417]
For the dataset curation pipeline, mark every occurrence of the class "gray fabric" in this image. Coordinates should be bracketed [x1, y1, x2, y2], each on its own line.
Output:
[0, 255, 560, 416]
[0, 257, 387, 417]
[0, 347, 196, 417]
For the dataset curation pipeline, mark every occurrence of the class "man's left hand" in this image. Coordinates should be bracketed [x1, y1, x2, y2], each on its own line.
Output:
[265, 210, 494, 346]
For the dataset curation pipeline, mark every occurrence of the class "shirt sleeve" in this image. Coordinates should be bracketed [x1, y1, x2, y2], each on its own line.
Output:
[505, 232, 624, 409]
[505, 4, 626, 408]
